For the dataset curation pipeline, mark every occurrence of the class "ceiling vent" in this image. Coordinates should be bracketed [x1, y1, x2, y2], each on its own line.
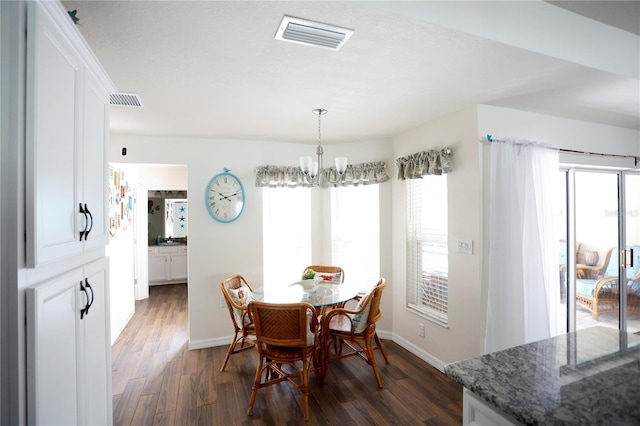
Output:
[275, 16, 354, 51]
[110, 92, 144, 107]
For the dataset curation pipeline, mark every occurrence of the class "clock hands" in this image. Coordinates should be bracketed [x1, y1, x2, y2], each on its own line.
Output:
[215, 190, 241, 202]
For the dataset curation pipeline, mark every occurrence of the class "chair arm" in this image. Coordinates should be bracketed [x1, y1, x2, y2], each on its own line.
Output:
[593, 276, 619, 297]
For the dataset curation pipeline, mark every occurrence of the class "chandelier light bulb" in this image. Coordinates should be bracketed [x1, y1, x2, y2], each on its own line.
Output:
[298, 108, 348, 186]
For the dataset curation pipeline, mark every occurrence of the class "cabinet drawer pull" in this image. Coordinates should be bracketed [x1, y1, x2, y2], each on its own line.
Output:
[84, 278, 95, 316]
[79, 203, 88, 241]
[79, 280, 89, 319]
[84, 203, 93, 240]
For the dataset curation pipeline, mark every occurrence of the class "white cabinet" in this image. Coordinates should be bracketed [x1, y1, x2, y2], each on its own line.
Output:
[462, 388, 518, 426]
[22, 2, 116, 425]
[25, 0, 114, 268]
[26, 257, 112, 426]
[149, 246, 188, 284]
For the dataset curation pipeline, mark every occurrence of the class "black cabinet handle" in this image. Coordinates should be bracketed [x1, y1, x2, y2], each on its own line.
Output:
[84, 203, 93, 241]
[79, 203, 88, 241]
[79, 280, 89, 319]
[84, 278, 94, 316]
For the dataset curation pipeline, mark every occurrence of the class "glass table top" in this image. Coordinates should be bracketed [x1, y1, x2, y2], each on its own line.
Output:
[250, 281, 363, 307]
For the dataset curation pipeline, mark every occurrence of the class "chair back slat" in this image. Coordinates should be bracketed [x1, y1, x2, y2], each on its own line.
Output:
[249, 302, 315, 348]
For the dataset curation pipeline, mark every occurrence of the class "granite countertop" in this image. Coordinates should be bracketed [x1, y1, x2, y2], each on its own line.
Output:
[444, 326, 640, 425]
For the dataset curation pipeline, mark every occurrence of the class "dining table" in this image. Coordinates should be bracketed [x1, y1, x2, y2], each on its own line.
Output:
[249, 280, 369, 381]
[249, 280, 364, 309]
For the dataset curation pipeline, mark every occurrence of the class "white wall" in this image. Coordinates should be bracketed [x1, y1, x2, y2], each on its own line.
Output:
[109, 134, 393, 348]
[391, 106, 484, 368]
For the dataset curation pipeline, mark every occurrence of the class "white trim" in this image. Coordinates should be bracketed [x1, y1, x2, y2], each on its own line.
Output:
[188, 336, 232, 351]
[187, 329, 448, 373]
[388, 331, 447, 373]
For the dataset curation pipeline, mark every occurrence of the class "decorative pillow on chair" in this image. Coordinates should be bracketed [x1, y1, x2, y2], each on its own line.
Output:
[314, 271, 342, 284]
[228, 285, 252, 325]
[229, 285, 252, 307]
[352, 287, 374, 334]
[584, 251, 599, 266]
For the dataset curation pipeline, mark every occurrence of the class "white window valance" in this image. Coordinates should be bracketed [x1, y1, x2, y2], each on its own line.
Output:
[255, 161, 390, 188]
[396, 147, 452, 180]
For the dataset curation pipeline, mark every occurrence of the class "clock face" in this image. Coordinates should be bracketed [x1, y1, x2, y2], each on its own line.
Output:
[205, 172, 245, 223]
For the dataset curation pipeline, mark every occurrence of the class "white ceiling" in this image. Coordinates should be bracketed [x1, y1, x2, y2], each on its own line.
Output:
[62, 0, 640, 145]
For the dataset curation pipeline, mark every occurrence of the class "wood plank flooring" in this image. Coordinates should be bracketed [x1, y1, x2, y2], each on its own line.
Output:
[111, 283, 463, 425]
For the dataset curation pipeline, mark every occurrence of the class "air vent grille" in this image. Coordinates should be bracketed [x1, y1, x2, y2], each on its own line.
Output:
[275, 16, 353, 51]
[110, 92, 144, 107]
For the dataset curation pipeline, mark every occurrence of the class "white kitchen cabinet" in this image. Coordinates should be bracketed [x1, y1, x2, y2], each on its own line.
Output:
[149, 245, 189, 284]
[26, 257, 112, 426]
[25, 0, 114, 268]
[22, 2, 116, 425]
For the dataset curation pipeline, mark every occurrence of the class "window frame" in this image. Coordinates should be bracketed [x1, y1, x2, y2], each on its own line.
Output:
[406, 175, 449, 327]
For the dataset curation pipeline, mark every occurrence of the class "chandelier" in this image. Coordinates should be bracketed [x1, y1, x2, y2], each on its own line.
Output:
[299, 108, 347, 186]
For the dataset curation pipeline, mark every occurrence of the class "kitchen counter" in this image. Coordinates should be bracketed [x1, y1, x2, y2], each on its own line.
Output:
[444, 326, 640, 425]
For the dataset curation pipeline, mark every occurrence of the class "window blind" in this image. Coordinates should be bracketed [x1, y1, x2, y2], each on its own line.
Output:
[331, 185, 380, 290]
[262, 187, 311, 289]
[406, 175, 449, 326]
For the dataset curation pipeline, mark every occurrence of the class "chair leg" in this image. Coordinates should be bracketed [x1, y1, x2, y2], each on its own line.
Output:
[374, 332, 390, 364]
[220, 332, 240, 372]
[301, 359, 310, 421]
[247, 356, 264, 416]
[366, 334, 383, 388]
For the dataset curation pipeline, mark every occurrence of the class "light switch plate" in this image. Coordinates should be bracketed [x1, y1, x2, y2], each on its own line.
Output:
[457, 239, 473, 255]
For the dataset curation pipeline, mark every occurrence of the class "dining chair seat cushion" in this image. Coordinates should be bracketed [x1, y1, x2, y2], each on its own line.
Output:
[351, 287, 375, 333]
[327, 313, 360, 334]
[262, 344, 316, 360]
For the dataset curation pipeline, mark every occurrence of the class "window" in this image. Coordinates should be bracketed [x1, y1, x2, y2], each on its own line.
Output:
[331, 185, 380, 290]
[406, 175, 448, 326]
[262, 187, 311, 290]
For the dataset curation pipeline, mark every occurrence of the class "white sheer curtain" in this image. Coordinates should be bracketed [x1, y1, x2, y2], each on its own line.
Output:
[484, 138, 559, 354]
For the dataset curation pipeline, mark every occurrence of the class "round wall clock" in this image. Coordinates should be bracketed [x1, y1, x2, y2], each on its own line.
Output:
[205, 169, 245, 223]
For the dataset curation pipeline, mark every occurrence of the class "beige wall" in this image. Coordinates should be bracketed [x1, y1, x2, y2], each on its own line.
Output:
[390, 106, 484, 367]
[109, 105, 640, 369]
[109, 134, 393, 347]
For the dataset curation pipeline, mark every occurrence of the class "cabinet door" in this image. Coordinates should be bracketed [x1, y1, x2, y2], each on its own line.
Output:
[169, 253, 188, 281]
[78, 258, 112, 425]
[26, 269, 84, 425]
[149, 254, 168, 282]
[81, 69, 110, 251]
[26, 1, 83, 267]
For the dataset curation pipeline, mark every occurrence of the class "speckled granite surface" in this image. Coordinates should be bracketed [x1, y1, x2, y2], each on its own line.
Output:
[444, 327, 640, 425]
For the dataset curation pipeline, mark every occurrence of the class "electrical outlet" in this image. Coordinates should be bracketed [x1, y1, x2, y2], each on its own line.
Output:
[220, 295, 226, 307]
[457, 239, 473, 255]
[418, 323, 425, 338]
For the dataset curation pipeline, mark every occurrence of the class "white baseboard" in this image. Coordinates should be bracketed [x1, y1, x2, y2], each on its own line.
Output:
[191, 329, 447, 374]
[380, 329, 447, 373]
[189, 336, 231, 350]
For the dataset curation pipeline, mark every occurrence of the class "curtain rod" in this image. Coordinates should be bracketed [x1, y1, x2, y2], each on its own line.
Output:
[485, 134, 639, 166]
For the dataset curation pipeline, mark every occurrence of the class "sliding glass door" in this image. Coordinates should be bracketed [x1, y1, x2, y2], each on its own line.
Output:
[624, 173, 640, 333]
[558, 169, 640, 333]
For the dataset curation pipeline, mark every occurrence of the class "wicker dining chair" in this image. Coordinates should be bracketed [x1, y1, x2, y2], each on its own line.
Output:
[302, 265, 345, 284]
[321, 278, 389, 388]
[220, 275, 256, 372]
[302, 265, 346, 315]
[247, 301, 319, 421]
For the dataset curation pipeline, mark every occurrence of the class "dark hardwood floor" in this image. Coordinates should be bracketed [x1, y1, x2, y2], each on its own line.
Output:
[111, 283, 463, 425]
